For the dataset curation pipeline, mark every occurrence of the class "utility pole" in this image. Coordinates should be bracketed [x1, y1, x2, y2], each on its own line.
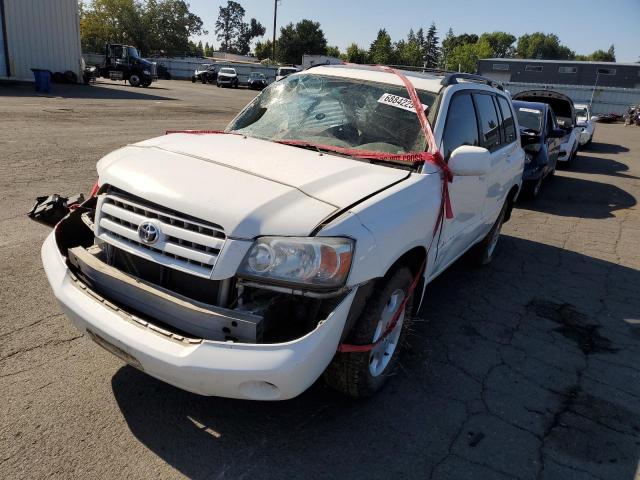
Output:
[589, 71, 600, 109]
[272, 0, 279, 62]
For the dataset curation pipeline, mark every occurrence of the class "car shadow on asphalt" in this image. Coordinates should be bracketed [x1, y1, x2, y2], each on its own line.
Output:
[581, 142, 630, 155]
[0, 82, 175, 101]
[517, 173, 636, 218]
[111, 236, 640, 480]
[570, 154, 639, 180]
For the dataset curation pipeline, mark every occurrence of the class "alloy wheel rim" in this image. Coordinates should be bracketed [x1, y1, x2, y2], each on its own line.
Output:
[487, 213, 503, 258]
[369, 289, 406, 377]
[534, 177, 542, 196]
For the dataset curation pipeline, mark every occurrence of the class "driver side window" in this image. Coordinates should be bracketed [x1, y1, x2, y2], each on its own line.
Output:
[442, 92, 480, 161]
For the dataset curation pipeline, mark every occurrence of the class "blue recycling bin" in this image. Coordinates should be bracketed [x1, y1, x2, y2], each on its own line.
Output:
[31, 69, 51, 93]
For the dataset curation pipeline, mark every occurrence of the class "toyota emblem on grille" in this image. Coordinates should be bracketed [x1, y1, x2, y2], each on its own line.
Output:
[138, 222, 160, 245]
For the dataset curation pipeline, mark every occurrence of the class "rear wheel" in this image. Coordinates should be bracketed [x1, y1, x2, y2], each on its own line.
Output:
[522, 176, 543, 199]
[324, 267, 414, 398]
[468, 202, 507, 266]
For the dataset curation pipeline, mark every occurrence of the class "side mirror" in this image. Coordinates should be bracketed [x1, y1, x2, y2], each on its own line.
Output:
[448, 145, 491, 176]
[549, 128, 565, 139]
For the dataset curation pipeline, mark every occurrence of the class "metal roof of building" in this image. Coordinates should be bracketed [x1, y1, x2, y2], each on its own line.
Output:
[483, 58, 640, 68]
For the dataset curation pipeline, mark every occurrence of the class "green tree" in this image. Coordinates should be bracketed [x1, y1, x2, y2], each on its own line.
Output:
[277, 19, 327, 64]
[479, 31, 516, 58]
[215, 1, 244, 52]
[326, 45, 341, 58]
[235, 17, 266, 55]
[424, 23, 439, 68]
[214, 1, 264, 55]
[590, 45, 616, 62]
[254, 39, 273, 60]
[143, 0, 205, 54]
[368, 29, 393, 64]
[515, 32, 574, 59]
[80, 0, 143, 53]
[395, 29, 422, 66]
[439, 27, 455, 69]
[416, 27, 426, 53]
[80, 0, 205, 55]
[344, 42, 368, 64]
[440, 29, 478, 69]
[448, 38, 493, 73]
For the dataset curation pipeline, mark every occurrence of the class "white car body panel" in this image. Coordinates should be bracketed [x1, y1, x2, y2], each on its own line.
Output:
[575, 103, 596, 146]
[42, 233, 356, 400]
[558, 128, 578, 162]
[42, 66, 525, 399]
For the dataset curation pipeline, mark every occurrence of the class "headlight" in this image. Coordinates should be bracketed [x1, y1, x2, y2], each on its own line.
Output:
[143, 70, 151, 76]
[237, 237, 354, 289]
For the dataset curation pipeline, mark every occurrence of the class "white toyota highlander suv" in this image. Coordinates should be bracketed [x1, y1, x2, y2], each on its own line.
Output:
[42, 65, 524, 400]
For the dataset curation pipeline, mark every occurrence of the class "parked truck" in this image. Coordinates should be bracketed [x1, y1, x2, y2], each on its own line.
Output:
[98, 43, 157, 87]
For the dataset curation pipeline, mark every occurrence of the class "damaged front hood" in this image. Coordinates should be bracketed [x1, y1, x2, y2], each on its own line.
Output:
[97, 133, 408, 238]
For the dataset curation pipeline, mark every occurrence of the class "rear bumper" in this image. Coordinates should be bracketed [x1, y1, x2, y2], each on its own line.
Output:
[41, 232, 355, 400]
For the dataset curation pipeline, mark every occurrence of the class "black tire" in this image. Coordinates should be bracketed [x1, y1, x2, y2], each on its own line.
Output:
[128, 74, 141, 87]
[468, 201, 507, 266]
[201, 75, 206, 84]
[565, 147, 577, 168]
[522, 176, 543, 200]
[191, 76, 196, 83]
[324, 267, 415, 398]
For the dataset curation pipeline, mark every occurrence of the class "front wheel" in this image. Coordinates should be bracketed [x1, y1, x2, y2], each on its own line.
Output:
[128, 74, 141, 87]
[324, 267, 414, 398]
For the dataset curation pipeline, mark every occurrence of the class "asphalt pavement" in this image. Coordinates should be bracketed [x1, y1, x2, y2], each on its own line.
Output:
[1, 79, 639, 479]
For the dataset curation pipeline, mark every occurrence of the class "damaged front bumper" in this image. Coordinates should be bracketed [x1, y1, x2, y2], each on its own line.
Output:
[42, 232, 357, 400]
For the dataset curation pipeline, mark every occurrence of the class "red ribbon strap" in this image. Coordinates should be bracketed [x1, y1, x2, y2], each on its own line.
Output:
[337, 259, 426, 353]
[337, 65, 455, 354]
[376, 65, 453, 224]
[165, 130, 229, 135]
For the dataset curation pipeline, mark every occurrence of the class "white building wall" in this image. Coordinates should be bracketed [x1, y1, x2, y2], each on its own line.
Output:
[3, 0, 82, 81]
[505, 82, 640, 115]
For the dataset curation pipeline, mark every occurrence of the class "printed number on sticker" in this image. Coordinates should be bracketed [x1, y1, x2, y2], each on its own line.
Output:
[377, 93, 428, 114]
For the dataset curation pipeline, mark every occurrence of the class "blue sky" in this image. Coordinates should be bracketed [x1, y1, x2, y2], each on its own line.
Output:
[188, 0, 640, 62]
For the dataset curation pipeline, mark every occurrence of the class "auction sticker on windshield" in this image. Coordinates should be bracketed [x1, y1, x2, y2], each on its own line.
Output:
[377, 93, 428, 114]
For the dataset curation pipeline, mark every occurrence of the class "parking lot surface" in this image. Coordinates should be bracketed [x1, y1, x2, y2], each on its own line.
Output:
[1, 80, 639, 479]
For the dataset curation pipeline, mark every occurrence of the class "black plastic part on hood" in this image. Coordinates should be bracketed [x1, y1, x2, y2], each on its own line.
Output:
[28, 193, 85, 227]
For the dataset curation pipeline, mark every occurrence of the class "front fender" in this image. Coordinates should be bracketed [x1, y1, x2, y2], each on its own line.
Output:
[323, 173, 441, 284]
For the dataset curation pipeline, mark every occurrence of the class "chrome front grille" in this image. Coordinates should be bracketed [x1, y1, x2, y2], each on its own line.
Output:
[95, 193, 226, 278]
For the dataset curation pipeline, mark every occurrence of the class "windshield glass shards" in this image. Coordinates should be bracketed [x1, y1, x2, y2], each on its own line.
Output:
[227, 74, 437, 157]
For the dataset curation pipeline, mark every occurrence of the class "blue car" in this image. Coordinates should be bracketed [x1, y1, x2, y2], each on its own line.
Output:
[513, 101, 565, 199]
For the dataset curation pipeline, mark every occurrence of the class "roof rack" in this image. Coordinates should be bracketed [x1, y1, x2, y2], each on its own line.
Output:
[441, 73, 504, 91]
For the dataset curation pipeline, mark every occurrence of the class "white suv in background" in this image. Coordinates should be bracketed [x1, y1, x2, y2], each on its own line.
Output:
[216, 67, 239, 88]
[41, 66, 524, 401]
[575, 103, 596, 146]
